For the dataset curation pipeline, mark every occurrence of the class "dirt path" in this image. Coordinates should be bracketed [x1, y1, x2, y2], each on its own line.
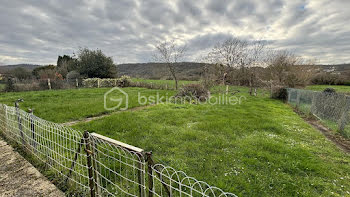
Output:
[62, 104, 155, 126]
[0, 137, 64, 197]
[306, 119, 350, 153]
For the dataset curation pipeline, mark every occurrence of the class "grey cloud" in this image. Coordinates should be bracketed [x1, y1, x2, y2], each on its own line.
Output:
[0, 0, 349, 65]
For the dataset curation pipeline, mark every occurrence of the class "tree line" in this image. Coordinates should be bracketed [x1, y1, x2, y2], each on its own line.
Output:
[5, 48, 117, 82]
[2, 36, 349, 93]
[153, 37, 319, 95]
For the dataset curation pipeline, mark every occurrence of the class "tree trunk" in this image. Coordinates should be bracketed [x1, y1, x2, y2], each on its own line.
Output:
[222, 72, 227, 85]
[249, 74, 253, 96]
[175, 78, 178, 90]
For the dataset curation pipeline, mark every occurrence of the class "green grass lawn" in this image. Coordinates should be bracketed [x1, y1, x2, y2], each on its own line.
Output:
[306, 85, 350, 93]
[0, 83, 5, 91]
[0, 87, 174, 123]
[71, 88, 350, 197]
[131, 78, 198, 87]
[1, 85, 350, 196]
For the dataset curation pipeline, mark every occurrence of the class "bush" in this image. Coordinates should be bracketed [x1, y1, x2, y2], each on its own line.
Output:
[66, 71, 80, 80]
[51, 80, 70, 89]
[117, 75, 131, 87]
[271, 87, 288, 100]
[39, 79, 70, 90]
[176, 84, 209, 102]
[82, 76, 131, 88]
[100, 79, 116, 87]
[82, 78, 99, 88]
[4, 77, 15, 92]
[323, 88, 336, 95]
[311, 73, 346, 85]
[76, 48, 117, 78]
[15, 82, 41, 91]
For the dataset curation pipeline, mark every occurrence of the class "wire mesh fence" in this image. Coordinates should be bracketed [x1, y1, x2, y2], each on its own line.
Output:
[0, 102, 90, 195]
[286, 88, 350, 138]
[0, 102, 237, 197]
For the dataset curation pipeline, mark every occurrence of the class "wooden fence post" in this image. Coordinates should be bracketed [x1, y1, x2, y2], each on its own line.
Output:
[84, 131, 96, 197]
[15, 100, 25, 145]
[226, 85, 229, 95]
[146, 152, 154, 197]
[76, 78, 79, 88]
[97, 79, 100, 88]
[48, 78, 51, 90]
[147, 156, 171, 197]
[270, 80, 273, 98]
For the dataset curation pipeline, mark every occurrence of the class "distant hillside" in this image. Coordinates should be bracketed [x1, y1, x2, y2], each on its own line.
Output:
[1, 62, 348, 80]
[319, 64, 350, 74]
[117, 62, 206, 80]
[117, 62, 350, 80]
[0, 64, 41, 74]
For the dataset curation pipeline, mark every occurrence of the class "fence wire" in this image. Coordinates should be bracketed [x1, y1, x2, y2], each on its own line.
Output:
[0, 103, 90, 195]
[0, 103, 237, 197]
[286, 88, 350, 138]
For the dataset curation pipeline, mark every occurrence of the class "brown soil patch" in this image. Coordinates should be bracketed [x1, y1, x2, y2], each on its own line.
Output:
[306, 119, 350, 153]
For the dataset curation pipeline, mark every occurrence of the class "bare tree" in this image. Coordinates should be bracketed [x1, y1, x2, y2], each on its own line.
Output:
[154, 40, 186, 90]
[266, 50, 317, 87]
[208, 38, 248, 85]
[245, 40, 266, 95]
[208, 37, 266, 95]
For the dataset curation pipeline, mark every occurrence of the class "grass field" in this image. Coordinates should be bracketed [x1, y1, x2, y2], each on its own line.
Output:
[0, 87, 174, 123]
[306, 85, 350, 93]
[131, 78, 198, 86]
[69, 87, 350, 196]
[0, 85, 350, 196]
[0, 83, 5, 91]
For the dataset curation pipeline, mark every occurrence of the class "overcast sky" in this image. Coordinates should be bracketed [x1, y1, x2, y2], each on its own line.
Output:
[0, 0, 349, 65]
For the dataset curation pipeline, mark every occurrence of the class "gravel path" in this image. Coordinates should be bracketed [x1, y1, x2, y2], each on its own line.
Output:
[0, 138, 64, 197]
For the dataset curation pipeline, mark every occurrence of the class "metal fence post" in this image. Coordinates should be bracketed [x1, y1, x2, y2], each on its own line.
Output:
[84, 131, 96, 197]
[15, 100, 25, 145]
[296, 90, 301, 107]
[137, 153, 145, 197]
[146, 152, 154, 197]
[65, 137, 84, 186]
[4, 105, 8, 134]
[91, 138, 101, 196]
[310, 91, 318, 115]
[338, 97, 350, 131]
[29, 109, 36, 151]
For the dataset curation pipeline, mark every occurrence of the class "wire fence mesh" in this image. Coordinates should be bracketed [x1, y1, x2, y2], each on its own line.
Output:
[0, 103, 90, 195]
[0, 102, 237, 197]
[286, 88, 350, 138]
